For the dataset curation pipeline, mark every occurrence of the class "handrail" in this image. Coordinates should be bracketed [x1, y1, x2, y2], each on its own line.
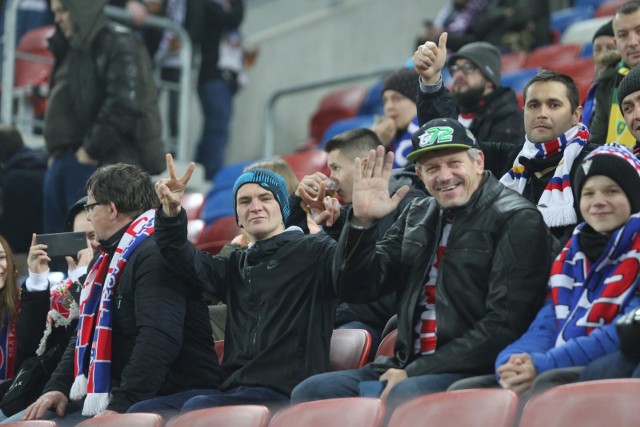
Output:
[263, 65, 394, 158]
[2, 1, 194, 161]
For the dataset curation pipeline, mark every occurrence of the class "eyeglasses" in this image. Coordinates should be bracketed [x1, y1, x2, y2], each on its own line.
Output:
[449, 63, 478, 75]
[83, 202, 104, 214]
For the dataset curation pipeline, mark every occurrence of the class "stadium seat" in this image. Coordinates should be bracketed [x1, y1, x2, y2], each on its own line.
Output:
[560, 16, 612, 45]
[309, 85, 367, 142]
[595, 0, 628, 17]
[501, 67, 540, 93]
[320, 115, 376, 147]
[551, 58, 596, 86]
[269, 397, 385, 427]
[281, 149, 329, 181]
[76, 413, 162, 427]
[550, 7, 595, 34]
[211, 159, 257, 192]
[329, 328, 372, 371]
[574, 0, 606, 7]
[214, 339, 224, 365]
[166, 405, 270, 427]
[374, 328, 397, 358]
[200, 188, 235, 225]
[181, 192, 205, 220]
[387, 389, 518, 427]
[187, 218, 205, 244]
[3, 421, 59, 427]
[358, 79, 384, 116]
[524, 43, 582, 69]
[520, 379, 640, 427]
[195, 215, 242, 254]
[500, 51, 527, 74]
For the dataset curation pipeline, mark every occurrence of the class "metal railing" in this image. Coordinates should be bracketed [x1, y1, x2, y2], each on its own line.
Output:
[1, 1, 194, 161]
[263, 65, 394, 158]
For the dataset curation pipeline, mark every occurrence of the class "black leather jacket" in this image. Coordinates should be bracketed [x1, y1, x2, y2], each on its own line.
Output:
[335, 173, 553, 377]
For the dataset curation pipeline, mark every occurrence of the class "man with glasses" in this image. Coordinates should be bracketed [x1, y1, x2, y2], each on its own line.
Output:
[415, 38, 524, 144]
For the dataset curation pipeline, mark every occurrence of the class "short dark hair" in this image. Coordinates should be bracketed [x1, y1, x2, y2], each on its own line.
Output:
[522, 69, 580, 112]
[324, 128, 382, 160]
[86, 163, 157, 217]
[0, 125, 24, 163]
[617, 0, 640, 16]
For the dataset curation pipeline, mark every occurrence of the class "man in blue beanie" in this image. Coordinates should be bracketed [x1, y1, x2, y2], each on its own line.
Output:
[125, 154, 340, 419]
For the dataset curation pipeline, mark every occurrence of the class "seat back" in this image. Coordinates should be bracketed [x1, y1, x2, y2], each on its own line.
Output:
[520, 379, 640, 427]
[269, 397, 384, 427]
[195, 215, 242, 254]
[15, 25, 55, 88]
[200, 189, 236, 225]
[309, 85, 367, 142]
[329, 328, 372, 371]
[500, 51, 527, 74]
[76, 413, 163, 427]
[595, 0, 627, 17]
[387, 389, 518, 427]
[167, 405, 270, 427]
[3, 421, 59, 427]
[524, 43, 582, 69]
[550, 7, 595, 34]
[320, 115, 376, 147]
[281, 149, 329, 181]
[374, 329, 397, 358]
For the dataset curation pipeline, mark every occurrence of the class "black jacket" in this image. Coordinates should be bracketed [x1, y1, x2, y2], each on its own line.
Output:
[155, 209, 338, 396]
[335, 174, 553, 377]
[46, 0, 165, 174]
[417, 85, 524, 145]
[588, 62, 621, 146]
[43, 225, 220, 413]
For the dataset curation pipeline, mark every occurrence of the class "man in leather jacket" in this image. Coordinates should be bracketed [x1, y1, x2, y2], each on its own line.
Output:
[43, 0, 164, 234]
[291, 118, 553, 417]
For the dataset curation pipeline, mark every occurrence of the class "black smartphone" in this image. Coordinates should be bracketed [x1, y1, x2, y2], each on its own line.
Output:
[358, 380, 387, 398]
[36, 232, 87, 257]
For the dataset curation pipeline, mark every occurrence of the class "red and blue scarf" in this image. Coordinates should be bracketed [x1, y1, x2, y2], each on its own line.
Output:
[500, 123, 589, 228]
[0, 311, 17, 381]
[70, 209, 155, 416]
[550, 213, 640, 345]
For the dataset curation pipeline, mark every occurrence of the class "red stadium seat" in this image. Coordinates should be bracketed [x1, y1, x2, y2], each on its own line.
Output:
[269, 398, 385, 427]
[76, 413, 162, 427]
[595, 0, 627, 17]
[166, 405, 270, 427]
[281, 149, 329, 181]
[520, 379, 640, 427]
[501, 51, 528, 74]
[374, 329, 397, 358]
[330, 329, 372, 371]
[524, 43, 582, 69]
[195, 215, 242, 255]
[3, 421, 59, 427]
[214, 339, 224, 365]
[309, 85, 367, 142]
[387, 389, 518, 427]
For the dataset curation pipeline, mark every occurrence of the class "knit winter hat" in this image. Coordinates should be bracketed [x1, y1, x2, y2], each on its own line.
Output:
[382, 67, 419, 103]
[618, 64, 640, 108]
[592, 20, 614, 44]
[232, 168, 291, 223]
[448, 42, 502, 88]
[573, 143, 640, 213]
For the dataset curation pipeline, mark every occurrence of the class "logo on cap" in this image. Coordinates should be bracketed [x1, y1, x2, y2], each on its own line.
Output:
[418, 126, 454, 147]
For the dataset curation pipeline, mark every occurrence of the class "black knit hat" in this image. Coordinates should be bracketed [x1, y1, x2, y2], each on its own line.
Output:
[382, 68, 419, 103]
[232, 168, 291, 224]
[592, 20, 614, 44]
[618, 64, 640, 108]
[448, 42, 501, 87]
[573, 143, 640, 214]
[407, 118, 479, 162]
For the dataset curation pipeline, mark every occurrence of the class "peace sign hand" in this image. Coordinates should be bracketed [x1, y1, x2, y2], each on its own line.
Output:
[155, 154, 195, 217]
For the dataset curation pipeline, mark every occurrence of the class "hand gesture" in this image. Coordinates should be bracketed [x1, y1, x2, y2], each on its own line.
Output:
[66, 242, 94, 272]
[413, 32, 448, 85]
[298, 180, 341, 227]
[75, 147, 98, 165]
[296, 172, 329, 198]
[351, 146, 409, 227]
[372, 116, 396, 147]
[155, 154, 195, 217]
[496, 353, 537, 395]
[23, 391, 69, 420]
[28, 234, 50, 275]
[379, 368, 408, 402]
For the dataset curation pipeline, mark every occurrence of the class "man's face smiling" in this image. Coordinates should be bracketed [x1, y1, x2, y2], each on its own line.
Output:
[236, 183, 284, 241]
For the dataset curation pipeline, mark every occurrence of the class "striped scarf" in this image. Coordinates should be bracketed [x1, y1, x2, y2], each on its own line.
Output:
[550, 213, 640, 346]
[70, 209, 155, 416]
[500, 123, 589, 228]
[0, 311, 17, 381]
[35, 278, 79, 357]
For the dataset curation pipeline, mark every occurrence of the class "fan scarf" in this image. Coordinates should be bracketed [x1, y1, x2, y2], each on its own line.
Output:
[0, 312, 17, 381]
[70, 209, 155, 416]
[550, 213, 640, 346]
[35, 278, 79, 357]
[500, 123, 589, 228]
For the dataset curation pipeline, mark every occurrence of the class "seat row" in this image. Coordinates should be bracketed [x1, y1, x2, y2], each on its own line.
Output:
[9, 378, 640, 427]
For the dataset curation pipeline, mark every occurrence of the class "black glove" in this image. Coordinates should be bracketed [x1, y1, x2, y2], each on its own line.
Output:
[616, 306, 640, 359]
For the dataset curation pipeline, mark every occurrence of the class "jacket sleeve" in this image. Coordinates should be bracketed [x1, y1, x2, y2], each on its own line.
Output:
[16, 284, 51, 369]
[106, 245, 191, 412]
[204, 0, 244, 29]
[588, 75, 614, 145]
[154, 208, 231, 301]
[416, 85, 458, 126]
[42, 330, 77, 396]
[82, 33, 148, 161]
[404, 208, 552, 377]
[530, 295, 640, 374]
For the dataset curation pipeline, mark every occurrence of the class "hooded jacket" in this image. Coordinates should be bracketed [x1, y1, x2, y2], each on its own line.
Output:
[45, 0, 165, 174]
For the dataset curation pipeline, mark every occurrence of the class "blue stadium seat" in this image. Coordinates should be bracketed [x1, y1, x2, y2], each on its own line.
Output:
[320, 115, 376, 147]
[358, 80, 384, 116]
[200, 188, 235, 225]
[551, 7, 595, 34]
[210, 159, 256, 192]
[574, 0, 605, 8]
[500, 68, 540, 93]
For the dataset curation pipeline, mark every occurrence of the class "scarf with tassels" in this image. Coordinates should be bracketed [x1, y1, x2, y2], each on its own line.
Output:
[35, 278, 79, 357]
[550, 213, 640, 346]
[70, 209, 155, 416]
[500, 123, 589, 228]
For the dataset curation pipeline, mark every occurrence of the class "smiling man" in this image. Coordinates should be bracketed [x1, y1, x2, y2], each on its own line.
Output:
[291, 118, 553, 418]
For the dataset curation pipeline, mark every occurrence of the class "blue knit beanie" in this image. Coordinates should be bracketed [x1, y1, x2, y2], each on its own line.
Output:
[232, 168, 290, 223]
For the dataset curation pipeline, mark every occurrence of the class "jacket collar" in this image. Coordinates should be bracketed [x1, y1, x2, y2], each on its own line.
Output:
[442, 171, 501, 218]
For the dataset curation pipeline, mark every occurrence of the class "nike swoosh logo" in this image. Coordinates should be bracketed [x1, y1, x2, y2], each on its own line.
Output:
[267, 260, 280, 270]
